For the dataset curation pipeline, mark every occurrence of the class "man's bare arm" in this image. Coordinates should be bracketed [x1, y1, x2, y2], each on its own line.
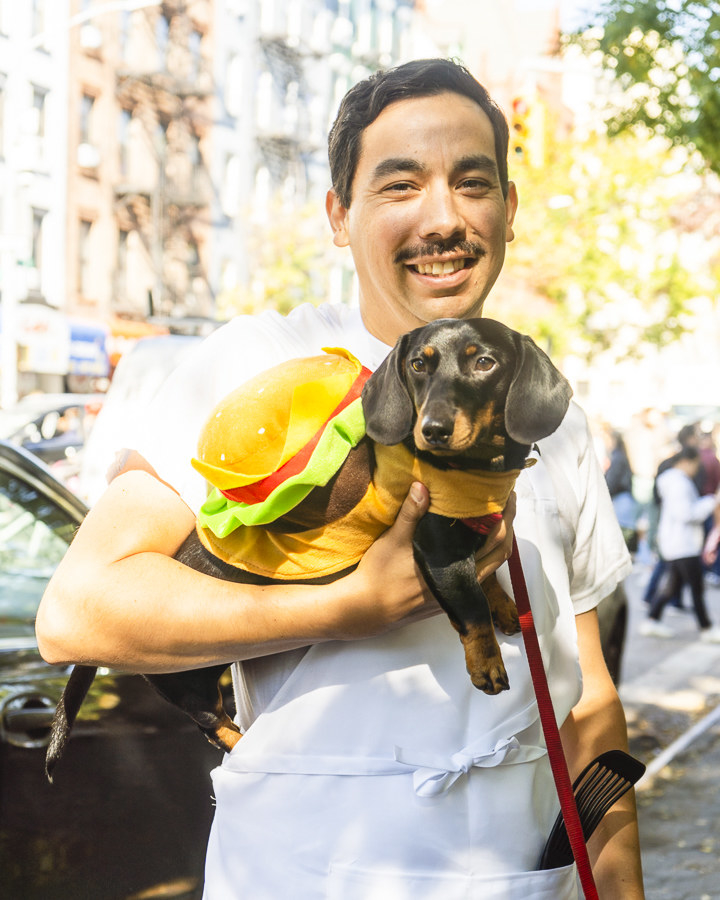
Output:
[560, 609, 645, 899]
[36, 471, 444, 672]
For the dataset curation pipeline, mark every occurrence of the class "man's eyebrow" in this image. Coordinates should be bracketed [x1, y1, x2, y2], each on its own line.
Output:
[454, 154, 499, 176]
[370, 157, 426, 181]
[370, 154, 499, 182]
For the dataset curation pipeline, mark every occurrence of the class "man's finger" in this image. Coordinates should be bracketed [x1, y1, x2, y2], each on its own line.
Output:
[390, 482, 429, 538]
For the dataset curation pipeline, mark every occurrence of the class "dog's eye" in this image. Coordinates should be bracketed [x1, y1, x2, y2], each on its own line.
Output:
[475, 356, 496, 372]
[410, 358, 426, 373]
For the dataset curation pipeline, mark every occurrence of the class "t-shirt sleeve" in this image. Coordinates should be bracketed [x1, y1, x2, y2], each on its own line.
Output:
[131, 304, 351, 513]
[134, 314, 294, 512]
[541, 404, 633, 615]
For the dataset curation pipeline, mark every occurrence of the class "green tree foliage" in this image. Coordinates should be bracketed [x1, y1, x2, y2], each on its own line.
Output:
[498, 113, 704, 361]
[571, 0, 720, 175]
[215, 199, 330, 319]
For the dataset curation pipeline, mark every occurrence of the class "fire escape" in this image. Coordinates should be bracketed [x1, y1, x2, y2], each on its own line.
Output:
[114, 1, 213, 318]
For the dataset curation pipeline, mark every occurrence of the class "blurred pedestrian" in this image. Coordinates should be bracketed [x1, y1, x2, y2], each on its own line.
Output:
[604, 430, 639, 552]
[699, 429, 720, 584]
[643, 424, 704, 610]
[698, 428, 720, 497]
[640, 446, 720, 641]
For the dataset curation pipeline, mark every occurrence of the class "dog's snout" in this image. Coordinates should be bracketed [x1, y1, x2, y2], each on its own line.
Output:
[421, 417, 452, 446]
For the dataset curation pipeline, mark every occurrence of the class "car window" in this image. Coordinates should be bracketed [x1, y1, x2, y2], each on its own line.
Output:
[0, 472, 76, 639]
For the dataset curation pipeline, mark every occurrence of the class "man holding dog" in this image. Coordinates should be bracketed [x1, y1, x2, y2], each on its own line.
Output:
[37, 59, 644, 897]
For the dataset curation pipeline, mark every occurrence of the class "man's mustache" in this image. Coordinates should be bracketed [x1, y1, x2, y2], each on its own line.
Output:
[395, 240, 486, 264]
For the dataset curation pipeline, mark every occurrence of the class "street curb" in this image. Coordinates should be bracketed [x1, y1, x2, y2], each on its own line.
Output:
[637, 702, 720, 791]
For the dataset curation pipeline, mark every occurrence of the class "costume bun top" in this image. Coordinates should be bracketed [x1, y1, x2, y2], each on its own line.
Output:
[191, 348, 368, 493]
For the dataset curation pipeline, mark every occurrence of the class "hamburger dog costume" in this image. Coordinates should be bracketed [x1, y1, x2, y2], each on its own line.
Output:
[192, 347, 522, 584]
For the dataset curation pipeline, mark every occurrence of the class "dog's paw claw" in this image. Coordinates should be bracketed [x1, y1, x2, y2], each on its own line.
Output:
[469, 662, 510, 694]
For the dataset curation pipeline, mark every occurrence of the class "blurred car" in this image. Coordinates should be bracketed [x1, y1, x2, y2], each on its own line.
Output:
[80, 334, 203, 505]
[0, 393, 105, 491]
[0, 440, 221, 900]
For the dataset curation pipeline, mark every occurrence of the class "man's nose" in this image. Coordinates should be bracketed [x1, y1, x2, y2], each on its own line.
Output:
[419, 184, 465, 241]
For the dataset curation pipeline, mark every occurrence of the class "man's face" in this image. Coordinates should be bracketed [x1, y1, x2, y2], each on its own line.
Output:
[326, 91, 518, 345]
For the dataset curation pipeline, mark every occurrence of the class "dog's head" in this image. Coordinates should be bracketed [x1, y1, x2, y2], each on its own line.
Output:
[361, 318, 572, 466]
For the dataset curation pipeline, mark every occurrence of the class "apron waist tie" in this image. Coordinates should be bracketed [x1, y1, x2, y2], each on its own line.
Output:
[394, 737, 547, 798]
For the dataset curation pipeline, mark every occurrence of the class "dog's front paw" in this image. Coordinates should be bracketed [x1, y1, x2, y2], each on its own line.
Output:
[461, 625, 510, 694]
[469, 660, 510, 694]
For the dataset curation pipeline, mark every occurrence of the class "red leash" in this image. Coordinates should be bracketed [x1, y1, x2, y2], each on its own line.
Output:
[507, 535, 599, 900]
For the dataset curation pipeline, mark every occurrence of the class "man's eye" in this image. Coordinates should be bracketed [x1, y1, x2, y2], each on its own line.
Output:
[410, 358, 426, 372]
[460, 178, 492, 192]
[475, 357, 495, 372]
[386, 182, 414, 193]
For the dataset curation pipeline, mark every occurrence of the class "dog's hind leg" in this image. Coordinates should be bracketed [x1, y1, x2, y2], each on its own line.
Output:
[482, 572, 520, 635]
[144, 665, 242, 752]
[413, 515, 509, 694]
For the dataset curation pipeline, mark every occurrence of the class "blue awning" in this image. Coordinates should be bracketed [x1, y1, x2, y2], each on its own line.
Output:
[69, 320, 110, 377]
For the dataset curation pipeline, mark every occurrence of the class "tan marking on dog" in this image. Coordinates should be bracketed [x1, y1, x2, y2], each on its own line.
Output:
[482, 572, 520, 635]
[450, 401, 498, 451]
[460, 623, 509, 694]
[413, 400, 502, 455]
[421, 345, 436, 358]
[214, 724, 243, 752]
[464, 343, 478, 357]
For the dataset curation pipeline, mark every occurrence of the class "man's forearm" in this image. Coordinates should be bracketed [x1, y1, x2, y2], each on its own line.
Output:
[36, 471, 349, 671]
[561, 610, 645, 899]
[36, 470, 438, 672]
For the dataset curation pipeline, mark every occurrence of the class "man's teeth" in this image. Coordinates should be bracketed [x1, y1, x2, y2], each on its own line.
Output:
[415, 259, 466, 275]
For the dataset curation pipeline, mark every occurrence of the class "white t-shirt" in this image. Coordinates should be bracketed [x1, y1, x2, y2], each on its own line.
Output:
[135, 302, 632, 898]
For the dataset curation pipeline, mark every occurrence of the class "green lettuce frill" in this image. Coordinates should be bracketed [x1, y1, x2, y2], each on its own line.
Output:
[197, 397, 367, 537]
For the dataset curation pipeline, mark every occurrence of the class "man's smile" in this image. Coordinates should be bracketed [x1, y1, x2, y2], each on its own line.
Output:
[410, 257, 474, 276]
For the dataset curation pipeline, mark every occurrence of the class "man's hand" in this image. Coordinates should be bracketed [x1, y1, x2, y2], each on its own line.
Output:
[475, 491, 516, 583]
[332, 483, 440, 639]
[331, 486, 517, 641]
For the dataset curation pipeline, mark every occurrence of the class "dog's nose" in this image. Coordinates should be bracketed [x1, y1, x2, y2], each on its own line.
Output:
[421, 419, 452, 445]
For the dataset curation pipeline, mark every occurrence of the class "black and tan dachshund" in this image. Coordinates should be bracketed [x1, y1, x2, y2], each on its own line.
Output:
[45, 317, 572, 779]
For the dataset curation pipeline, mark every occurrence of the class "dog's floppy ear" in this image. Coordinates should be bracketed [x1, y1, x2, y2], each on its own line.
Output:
[361, 334, 415, 445]
[504, 333, 573, 444]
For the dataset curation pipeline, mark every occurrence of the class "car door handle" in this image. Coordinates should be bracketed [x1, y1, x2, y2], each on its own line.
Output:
[0, 693, 56, 748]
[4, 706, 55, 732]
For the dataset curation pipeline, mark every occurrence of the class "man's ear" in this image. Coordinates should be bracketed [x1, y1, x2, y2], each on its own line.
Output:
[505, 181, 518, 244]
[326, 189, 350, 248]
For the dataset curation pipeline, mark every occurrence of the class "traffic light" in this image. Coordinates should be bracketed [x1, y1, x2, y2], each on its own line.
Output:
[510, 94, 546, 168]
[511, 96, 530, 161]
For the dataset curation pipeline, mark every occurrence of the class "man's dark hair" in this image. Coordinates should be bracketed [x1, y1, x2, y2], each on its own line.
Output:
[677, 423, 698, 447]
[328, 58, 510, 209]
[676, 445, 700, 463]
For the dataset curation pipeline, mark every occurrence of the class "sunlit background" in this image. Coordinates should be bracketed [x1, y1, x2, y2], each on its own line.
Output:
[1, 0, 719, 446]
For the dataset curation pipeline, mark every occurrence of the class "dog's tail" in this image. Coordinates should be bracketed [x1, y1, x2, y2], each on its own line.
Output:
[45, 664, 98, 783]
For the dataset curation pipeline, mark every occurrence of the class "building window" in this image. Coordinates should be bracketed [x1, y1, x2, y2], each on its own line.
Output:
[119, 9, 131, 60]
[80, 93, 95, 144]
[0, 81, 5, 156]
[31, 208, 46, 271]
[31, 86, 48, 138]
[32, 0, 46, 38]
[118, 107, 132, 177]
[189, 29, 202, 80]
[190, 132, 201, 167]
[117, 228, 129, 299]
[156, 14, 170, 71]
[78, 219, 93, 298]
[225, 54, 243, 118]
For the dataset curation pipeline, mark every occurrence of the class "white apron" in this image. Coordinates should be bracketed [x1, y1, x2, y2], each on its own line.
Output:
[203, 454, 583, 899]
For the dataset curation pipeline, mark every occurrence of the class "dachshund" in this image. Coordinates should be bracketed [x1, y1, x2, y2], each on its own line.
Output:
[45, 317, 572, 779]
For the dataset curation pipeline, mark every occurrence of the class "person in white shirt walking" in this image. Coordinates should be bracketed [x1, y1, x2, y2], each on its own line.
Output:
[641, 446, 720, 641]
